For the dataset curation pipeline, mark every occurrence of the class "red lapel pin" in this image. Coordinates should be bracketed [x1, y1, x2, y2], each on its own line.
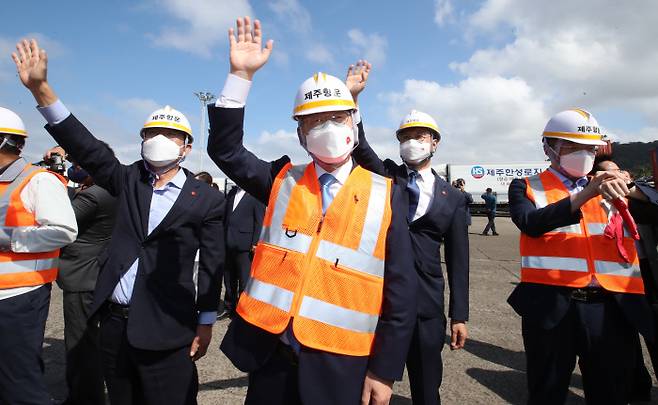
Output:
[191, 191, 197, 196]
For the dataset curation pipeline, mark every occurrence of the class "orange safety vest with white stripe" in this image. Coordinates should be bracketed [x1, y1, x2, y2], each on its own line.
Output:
[237, 162, 393, 356]
[0, 164, 63, 289]
[521, 170, 644, 294]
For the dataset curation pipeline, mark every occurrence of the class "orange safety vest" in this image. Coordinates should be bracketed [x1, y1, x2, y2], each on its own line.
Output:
[237, 162, 393, 356]
[520, 170, 644, 294]
[0, 164, 64, 289]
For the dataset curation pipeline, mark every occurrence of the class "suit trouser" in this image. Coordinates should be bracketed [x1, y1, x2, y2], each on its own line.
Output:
[483, 211, 496, 234]
[223, 250, 252, 313]
[407, 315, 446, 405]
[522, 295, 636, 405]
[99, 311, 198, 405]
[245, 342, 367, 405]
[62, 290, 105, 405]
[0, 284, 51, 405]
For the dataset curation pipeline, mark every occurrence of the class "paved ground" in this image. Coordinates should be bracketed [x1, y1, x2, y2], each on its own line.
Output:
[42, 217, 657, 404]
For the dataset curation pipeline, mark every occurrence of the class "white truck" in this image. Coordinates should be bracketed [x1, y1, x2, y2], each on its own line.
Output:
[434, 162, 550, 211]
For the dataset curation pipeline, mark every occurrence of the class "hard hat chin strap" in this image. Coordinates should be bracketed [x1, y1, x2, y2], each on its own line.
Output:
[0, 135, 23, 152]
[144, 139, 189, 178]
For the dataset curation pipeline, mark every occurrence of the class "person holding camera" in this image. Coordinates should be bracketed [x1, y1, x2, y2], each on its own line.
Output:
[45, 146, 118, 405]
[0, 107, 77, 404]
[481, 188, 498, 235]
[453, 178, 473, 226]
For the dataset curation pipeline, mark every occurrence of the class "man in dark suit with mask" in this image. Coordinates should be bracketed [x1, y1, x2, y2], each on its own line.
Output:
[220, 185, 265, 319]
[347, 60, 469, 405]
[14, 39, 224, 405]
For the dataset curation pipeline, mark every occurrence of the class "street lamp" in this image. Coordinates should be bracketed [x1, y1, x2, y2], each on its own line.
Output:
[193, 91, 216, 171]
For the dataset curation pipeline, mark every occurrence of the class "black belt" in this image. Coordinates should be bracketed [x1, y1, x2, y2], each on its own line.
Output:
[105, 301, 130, 319]
[569, 288, 607, 303]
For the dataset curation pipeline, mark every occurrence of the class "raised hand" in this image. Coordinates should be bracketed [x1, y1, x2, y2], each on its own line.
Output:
[12, 39, 48, 92]
[345, 60, 372, 102]
[229, 16, 274, 81]
[11, 39, 57, 106]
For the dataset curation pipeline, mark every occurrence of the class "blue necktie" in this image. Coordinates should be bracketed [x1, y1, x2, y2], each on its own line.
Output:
[319, 173, 336, 214]
[407, 171, 420, 222]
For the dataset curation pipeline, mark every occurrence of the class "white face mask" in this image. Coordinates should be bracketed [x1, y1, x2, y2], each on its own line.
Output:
[400, 139, 432, 165]
[141, 135, 185, 168]
[560, 149, 595, 178]
[304, 120, 355, 164]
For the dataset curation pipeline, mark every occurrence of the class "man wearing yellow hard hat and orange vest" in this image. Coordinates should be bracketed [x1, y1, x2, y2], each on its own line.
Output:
[508, 109, 654, 404]
[208, 17, 416, 405]
[0, 106, 77, 404]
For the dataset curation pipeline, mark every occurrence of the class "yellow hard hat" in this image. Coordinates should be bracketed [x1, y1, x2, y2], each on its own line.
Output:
[542, 108, 606, 146]
[293, 72, 355, 119]
[0, 107, 28, 138]
[396, 110, 440, 139]
[141, 105, 193, 143]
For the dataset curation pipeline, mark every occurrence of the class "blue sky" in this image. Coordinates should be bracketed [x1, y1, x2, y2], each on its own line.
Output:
[1, 0, 656, 180]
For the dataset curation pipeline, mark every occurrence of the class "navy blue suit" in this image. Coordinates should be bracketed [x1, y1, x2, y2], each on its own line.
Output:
[207, 105, 417, 405]
[508, 177, 654, 405]
[45, 114, 225, 405]
[351, 123, 470, 405]
[222, 187, 265, 313]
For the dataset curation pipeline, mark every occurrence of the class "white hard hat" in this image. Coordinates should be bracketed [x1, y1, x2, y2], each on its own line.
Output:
[0, 107, 27, 138]
[293, 72, 355, 118]
[542, 108, 606, 146]
[141, 105, 193, 143]
[396, 110, 441, 139]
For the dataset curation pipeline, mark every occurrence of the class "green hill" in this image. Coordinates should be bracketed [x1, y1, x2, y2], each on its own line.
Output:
[611, 141, 658, 179]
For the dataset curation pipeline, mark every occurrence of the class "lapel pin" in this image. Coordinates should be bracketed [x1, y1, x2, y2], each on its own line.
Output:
[191, 191, 197, 196]
[441, 190, 447, 195]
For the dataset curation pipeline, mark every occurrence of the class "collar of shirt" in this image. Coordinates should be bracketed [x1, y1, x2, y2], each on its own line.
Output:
[151, 167, 187, 191]
[0, 158, 27, 182]
[405, 164, 433, 183]
[314, 159, 353, 185]
[548, 167, 588, 192]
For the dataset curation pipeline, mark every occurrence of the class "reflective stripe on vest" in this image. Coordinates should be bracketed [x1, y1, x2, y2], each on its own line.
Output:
[0, 164, 62, 289]
[245, 278, 294, 312]
[238, 163, 392, 356]
[521, 170, 643, 293]
[298, 295, 379, 334]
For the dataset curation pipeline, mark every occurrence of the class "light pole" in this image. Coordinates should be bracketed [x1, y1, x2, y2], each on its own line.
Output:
[193, 91, 216, 171]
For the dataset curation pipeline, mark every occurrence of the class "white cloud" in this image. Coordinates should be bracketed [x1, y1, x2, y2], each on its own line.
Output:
[347, 29, 387, 66]
[454, 0, 658, 123]
[245, 128, 309, 163]
[305, 44, 334, 64]
[116, 97, 161, 120]
[268, 0, 312, 34]
[380, 76, 549, 163]
[434, 0, 454, 26]
[150, 0, 253, 58]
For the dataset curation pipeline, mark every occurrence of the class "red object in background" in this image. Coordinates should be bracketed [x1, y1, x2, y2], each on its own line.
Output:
[611, 198, 640, 240]
[651, 148, 658, 190]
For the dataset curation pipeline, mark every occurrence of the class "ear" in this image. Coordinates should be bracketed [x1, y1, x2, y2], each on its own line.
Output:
[297, 126, 306, 148]
[431, 137, 439, 151]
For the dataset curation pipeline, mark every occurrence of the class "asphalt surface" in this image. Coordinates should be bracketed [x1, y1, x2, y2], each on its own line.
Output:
[42, 216, 658, 404]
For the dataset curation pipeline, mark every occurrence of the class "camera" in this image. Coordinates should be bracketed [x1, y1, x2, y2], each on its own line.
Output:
[40, 153, 66, 175]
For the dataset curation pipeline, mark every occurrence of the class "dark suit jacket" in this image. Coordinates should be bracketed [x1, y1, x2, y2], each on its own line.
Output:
[351, 123, 470, 321]
[45, 115, 225, 351]
[507, 178, 654, 340]
[207, 105, 417, 387]
[224, 187, 265, 252]
[57, 184, 118, 292]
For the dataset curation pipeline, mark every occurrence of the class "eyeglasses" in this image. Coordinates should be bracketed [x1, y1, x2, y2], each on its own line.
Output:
[397, 130, 433, 143]
[299, 112, 351, 129]
[559, 144, 598, 154]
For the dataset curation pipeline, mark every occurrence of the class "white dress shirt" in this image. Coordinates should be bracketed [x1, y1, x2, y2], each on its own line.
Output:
[232, 188, 246, 211]
[407, 165, 436, 221]
[0, 158, 78, 300]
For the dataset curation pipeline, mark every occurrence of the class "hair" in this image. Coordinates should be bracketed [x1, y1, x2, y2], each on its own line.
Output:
[486, 187, 493, 193]
[589, 153, 615, 175]
[0, 134, 25, 155]
[194, 171, 213, 185]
